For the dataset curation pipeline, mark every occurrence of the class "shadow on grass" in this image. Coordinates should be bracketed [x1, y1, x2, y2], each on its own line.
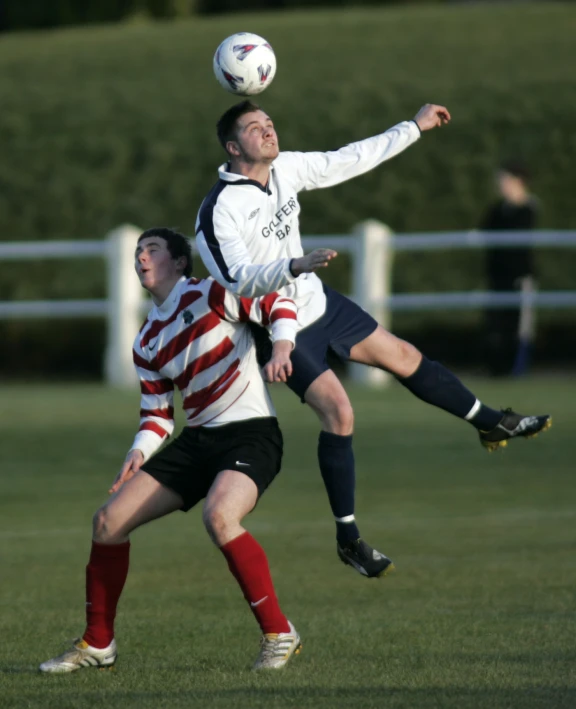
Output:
[0, 666, 37, 674]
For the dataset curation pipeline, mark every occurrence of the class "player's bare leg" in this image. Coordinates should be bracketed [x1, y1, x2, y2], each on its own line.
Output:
[349, 325, 551, 450]
[203, 470, 301, 669]
[39, 472, 183, 674]
[92, 469, 184, 543]
[304, 370, 394, 578]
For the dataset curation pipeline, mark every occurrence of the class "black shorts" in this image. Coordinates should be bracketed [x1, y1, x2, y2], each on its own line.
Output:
[141, 417, 283, 511]
[250, 284, 378, 402]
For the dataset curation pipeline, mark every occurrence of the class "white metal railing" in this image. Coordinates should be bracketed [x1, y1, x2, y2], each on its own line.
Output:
[1, 224, 576, 387]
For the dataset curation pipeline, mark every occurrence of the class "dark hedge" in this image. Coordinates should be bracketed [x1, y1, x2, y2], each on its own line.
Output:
[1, 3, 575, 376]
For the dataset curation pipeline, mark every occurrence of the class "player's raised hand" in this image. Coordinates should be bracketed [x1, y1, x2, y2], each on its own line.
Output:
[290, 248, 337, 277]
[109, 449, 144, 494]
[264, 340, 293, 383]
[413, 104, 451, 132]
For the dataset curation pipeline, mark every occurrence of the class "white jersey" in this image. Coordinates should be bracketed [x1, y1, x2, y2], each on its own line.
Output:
[195, 120, 420, 328]
[130, 276, 298, 463]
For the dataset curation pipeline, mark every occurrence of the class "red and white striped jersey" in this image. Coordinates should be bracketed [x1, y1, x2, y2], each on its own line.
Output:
[129, 276, 298, 463]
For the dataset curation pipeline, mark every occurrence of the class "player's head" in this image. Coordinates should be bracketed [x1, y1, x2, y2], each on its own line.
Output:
[217, 100, 279, 164]
[497, 159, 531, 201]
[135, 228, 193, 293]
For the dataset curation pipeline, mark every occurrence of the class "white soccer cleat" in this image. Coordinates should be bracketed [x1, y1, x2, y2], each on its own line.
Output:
[252, 620, 302, 670]
[39, 638, 117, 673]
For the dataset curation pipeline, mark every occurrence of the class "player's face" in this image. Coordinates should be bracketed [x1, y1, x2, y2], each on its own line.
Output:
[233, 110, 279, 163]
[135, 237, 183, 293]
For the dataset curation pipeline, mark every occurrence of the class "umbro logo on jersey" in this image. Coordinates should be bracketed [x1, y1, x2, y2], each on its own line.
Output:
[182, 309, 194, 325]
[248, 208, 260, 220]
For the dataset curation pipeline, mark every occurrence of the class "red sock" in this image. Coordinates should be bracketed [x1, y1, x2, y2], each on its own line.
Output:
[220, 531, 290, 635]
[83, 540, 130, 649]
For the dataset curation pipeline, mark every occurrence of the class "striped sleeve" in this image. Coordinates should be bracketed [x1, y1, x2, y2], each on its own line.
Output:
[208, 281, 298, 346]
[129, 335, 175, 463]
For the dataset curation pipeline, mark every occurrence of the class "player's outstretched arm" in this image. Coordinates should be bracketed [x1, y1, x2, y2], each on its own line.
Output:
[413, 104, 451, 132]
[264, 340, 294, 383]
[290, 248, 337, 277]
[109, 449, 144, 495]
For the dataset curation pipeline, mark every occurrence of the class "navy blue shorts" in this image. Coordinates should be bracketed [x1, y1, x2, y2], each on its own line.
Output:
[250, 285, 378, 402]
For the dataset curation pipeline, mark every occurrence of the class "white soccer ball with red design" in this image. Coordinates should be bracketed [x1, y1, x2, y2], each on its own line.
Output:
[213, 32, 277, 96]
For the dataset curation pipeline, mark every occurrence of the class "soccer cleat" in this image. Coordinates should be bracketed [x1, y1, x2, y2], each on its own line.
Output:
[479, 409, 552, 453]
[337, 538, 395, 579]
[252, 620, 302, 670]
[39, 638, 117, 674]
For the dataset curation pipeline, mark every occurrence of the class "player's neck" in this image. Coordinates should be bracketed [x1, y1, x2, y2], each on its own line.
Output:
[147, 275, 183, 307]
[229, 159, 271, 188]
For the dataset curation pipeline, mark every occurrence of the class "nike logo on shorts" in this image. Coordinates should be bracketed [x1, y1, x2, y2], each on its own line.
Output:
[235, 461, 250, 467]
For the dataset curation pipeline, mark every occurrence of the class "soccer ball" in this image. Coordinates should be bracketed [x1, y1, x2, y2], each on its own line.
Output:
[213, 32, 277, 96]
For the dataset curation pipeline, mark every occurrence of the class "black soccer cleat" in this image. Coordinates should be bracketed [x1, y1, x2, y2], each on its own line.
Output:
[337, 538, 395, 579]
[479, 408, 552, 453]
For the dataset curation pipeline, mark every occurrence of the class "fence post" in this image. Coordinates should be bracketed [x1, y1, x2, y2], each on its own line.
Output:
[512, 275, 537, 377]
[104, 224, 143, 387]
[349, 220, 393, 387]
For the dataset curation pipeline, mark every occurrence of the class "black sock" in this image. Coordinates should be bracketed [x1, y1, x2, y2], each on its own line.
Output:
[398, 357, 502, 431]
[318, 431, 360, 545]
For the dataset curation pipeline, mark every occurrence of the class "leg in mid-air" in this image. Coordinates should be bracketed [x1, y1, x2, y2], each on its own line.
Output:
[39, 471, 183, 673]
[303, 369, 394, 579]
[348, 324, 551, 451]
[203, 469, 301, 670]
[250, 290, 396, 580]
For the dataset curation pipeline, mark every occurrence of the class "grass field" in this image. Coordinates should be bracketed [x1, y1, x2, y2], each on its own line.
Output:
[1, 377, 575, 708]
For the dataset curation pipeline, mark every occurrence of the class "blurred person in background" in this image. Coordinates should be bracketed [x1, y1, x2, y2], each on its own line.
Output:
[480, 160, 539, 376]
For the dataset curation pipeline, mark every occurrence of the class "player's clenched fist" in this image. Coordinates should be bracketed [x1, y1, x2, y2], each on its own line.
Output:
[263, 340, 294, 383]
[413, 104, 451, 132]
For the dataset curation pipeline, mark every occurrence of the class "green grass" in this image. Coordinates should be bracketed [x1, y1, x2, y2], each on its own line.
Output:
[0, 377, 575, 708]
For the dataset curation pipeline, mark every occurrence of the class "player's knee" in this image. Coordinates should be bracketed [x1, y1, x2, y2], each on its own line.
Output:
[321, 397, 354, 435]
[92, 505, 123, 544]
[399, 340, 422, 376]
[202, 505, 230, 544]
[387, 338, 422, 377]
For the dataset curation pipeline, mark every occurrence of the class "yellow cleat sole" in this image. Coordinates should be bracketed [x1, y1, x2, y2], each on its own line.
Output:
[377, 562, 396, 579]
[481, 417, 552, 453]
[526, 417, 553, 439]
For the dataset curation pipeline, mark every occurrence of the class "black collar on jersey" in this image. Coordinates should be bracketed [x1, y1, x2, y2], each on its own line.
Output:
[222, 165, 271, 195]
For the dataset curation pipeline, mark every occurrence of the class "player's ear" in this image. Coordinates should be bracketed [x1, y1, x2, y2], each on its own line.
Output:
[227, 140, 241, 158]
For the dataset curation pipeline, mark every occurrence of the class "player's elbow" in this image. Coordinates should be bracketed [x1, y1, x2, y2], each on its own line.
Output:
[227, 272, 268, 298]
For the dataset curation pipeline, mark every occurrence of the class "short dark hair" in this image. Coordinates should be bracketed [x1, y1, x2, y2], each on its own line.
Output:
[137, 227, 193, 278]
[500, 159, 531, 183]
[216, 100, 262, 152]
